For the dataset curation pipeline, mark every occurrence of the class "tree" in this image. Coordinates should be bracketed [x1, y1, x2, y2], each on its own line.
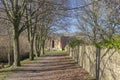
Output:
[0, 16, 13, 66]
[35, 0, 56, 55]
[6, 21, 13, 66]
[1, 0, 27, 66]
[75, 0, 119, 80]
[25, 0, 38, 60]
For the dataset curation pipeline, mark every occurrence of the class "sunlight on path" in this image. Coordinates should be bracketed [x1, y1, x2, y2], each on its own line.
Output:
[4, 53, 92, 80]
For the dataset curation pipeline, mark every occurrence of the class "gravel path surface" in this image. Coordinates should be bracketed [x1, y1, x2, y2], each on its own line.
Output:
[4, 53, 93, 80]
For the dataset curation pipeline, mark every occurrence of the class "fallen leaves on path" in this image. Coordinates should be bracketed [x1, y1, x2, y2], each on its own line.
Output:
[4, 53, 93, 80]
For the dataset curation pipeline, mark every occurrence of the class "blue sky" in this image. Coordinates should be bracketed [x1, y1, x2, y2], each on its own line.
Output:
[65, 0, 85, 33]
[54, 0, 85, 34]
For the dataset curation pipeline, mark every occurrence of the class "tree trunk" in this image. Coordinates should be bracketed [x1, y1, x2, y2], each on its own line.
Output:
[96, 46, 101, 80]
[8, 48, 13, 66]
[8, 51, 11, 66]
[42, 45, 45, 55]
[35, 44, 41, 57]
[42, 40, 45, 55]
[29, 39, 34, 60]
[37, 46, 41, 57]
[37, 49, 41, 57]
[13, 32, 20, 66]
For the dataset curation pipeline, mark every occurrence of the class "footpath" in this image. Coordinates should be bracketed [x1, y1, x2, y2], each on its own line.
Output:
[4, 53, 93, 80]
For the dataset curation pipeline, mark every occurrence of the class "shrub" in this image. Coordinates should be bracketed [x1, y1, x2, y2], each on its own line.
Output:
[69, 38, 83, 48]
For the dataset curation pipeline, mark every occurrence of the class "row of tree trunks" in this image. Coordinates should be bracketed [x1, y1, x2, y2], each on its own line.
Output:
[1, 0, 68, 67]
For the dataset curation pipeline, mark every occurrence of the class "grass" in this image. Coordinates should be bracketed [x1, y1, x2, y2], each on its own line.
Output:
[45, 50, 66, 55]
[21, 57, 40, 64]
[88, 76, 96, 80]
[0, 72, 12, 80]
[0, 67, 17, 80]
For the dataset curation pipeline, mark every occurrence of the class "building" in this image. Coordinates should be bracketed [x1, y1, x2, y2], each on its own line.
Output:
[46, 34, 74, 51]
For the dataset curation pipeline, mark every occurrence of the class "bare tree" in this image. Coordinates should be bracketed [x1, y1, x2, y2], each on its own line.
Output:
[75, 0, 119, 80]
[1, 0, 27, 66]
[35, 0, 57, 55]
[25, 0, 38, 60]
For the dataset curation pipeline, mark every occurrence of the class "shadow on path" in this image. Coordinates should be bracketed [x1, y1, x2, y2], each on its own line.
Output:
[4, 53, 94, 80]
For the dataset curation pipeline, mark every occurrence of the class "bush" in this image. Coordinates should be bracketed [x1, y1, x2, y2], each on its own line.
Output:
[69, 38, 83, 48]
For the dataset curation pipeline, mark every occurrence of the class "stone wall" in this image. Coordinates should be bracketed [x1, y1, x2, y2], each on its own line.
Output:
[66, 45, 120, 80]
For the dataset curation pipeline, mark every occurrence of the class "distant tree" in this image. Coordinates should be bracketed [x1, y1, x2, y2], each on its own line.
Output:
[35, 0, 56, 55]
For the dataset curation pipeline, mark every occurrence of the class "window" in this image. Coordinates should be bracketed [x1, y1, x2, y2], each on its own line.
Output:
[52, 40, 54, 48]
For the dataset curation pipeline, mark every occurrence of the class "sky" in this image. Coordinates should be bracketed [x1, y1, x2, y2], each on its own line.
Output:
[63, 0, 85, 33]
[53, 0, 86, 34]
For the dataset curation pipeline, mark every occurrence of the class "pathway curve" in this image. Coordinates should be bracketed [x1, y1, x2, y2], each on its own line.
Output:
[4, 53, 93, 80]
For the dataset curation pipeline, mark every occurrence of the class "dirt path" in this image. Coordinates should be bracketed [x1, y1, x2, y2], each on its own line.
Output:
[4, 53, 93, 80]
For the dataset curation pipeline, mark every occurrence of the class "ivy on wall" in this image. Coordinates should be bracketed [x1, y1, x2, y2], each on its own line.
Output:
[97, 35, 120, 49]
